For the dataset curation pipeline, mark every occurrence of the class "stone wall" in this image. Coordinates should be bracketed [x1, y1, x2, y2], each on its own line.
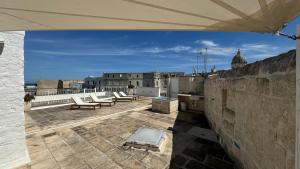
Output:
[204, 50, 296, 169]
[0, 32, 29, 168]
[135, 87, 160, 97]
[178, 76, 205, 95]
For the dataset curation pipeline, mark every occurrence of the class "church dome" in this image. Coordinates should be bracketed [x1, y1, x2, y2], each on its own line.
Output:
[231, 49, 247, 69]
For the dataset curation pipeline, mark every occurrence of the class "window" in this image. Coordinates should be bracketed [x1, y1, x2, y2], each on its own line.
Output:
[113, 74, 115, 78]
[136, 81, 139, 87]
[137, 74, 139, 78]
[129, 81, 132, 85]
[156, 81, 158, 86]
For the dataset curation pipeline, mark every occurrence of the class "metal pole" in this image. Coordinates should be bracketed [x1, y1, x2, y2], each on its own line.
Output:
[296, 25, 300, 169]
[197, 50, 199, 74]
[204, 48, 207, 73]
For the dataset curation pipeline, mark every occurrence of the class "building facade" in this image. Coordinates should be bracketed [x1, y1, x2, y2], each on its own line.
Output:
[143, 72, 160, 87]
[62, 80, 84, 89]
[102, 73, 143, 91]
[102, 72, 184, 92]
[36, 80, 63, 95]
[83, 76, 102, 89]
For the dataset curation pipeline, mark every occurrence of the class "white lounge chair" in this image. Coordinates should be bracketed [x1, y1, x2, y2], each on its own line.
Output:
[113, 92, 133, 102]
[119, 91, 138, 100]
[71, 96, 100, 110]
[89, 93, 115, 106]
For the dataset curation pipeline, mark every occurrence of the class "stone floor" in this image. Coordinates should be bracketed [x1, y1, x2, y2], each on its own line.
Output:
[17, 98, 234, 169]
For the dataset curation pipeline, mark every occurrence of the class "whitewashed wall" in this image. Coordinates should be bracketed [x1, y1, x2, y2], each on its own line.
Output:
[0, 32, 29, 169]
[135, 87, 160, 97]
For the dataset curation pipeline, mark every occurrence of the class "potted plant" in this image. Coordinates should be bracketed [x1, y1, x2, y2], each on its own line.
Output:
[128, 84, 135, 95]
[24, 93, 35, 112]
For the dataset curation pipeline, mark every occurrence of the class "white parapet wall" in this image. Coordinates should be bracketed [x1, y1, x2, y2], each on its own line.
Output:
[135, 87, 160, 97]
[0, 32, 29, 168]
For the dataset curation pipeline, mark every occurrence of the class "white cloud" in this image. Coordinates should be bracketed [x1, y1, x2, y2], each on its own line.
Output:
[28, 48, 136, 56]
[28, 39, 294, 64]
[206, 47, 235, 56]
[167, 45, 192, 52]
[144, 45, 192, 54]
[27, 38, 56, 43]
[241, 44, 270, 49]
[195, 40, 219, 47]
[144, 47, 164, 54]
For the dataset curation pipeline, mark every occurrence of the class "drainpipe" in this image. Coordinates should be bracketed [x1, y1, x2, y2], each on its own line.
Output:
[296, 25, 300, 169]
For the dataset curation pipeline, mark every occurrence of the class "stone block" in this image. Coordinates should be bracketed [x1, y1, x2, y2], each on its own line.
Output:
[142, 153, 168, 169]
[270, 73, 296, 99]
[223, 108, 235, 124]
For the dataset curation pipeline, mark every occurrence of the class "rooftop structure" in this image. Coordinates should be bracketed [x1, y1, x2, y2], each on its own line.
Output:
[83, 76, 102, 89]
[0, 1, 299, 169]
[18, 98, 234, 169]
[231, 49, 247, 69]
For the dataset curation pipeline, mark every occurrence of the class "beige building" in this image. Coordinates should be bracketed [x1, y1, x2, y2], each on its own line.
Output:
[36, 80, 84, 95]
[62, 80, 84, 89]
[36, 80, 63, 95]
[102, 73, 143, 91]
[143, 72, 160, 87]
[102, 72, 184, 92]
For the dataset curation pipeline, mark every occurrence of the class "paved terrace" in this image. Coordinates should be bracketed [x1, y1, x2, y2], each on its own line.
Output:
[17, 98, 234, 169]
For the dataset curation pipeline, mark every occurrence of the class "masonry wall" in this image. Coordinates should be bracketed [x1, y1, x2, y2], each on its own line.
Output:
[204, 50, 296, 169]
[0, 32, 29, 168]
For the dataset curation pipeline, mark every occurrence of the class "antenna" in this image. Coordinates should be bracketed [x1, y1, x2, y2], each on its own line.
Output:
[204, 48, 207, 73]
[197, 50, 200, 74]
[199, 48, 208, 73]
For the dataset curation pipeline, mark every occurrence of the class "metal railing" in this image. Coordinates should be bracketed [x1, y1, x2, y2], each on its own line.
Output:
[28, 87, 159, 108]
[30, 88, 108, 107]
[25, 88, 105, 96]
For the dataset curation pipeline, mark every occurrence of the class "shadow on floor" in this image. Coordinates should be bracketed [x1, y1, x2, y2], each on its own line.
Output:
[169, 111, 235, 169]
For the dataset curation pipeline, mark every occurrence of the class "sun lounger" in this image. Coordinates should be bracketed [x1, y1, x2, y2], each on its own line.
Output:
[89, 93, 115, 106]
[119, 91, 138, 100]
[71, 96, 100, 110]
[113, 92, 133, 102]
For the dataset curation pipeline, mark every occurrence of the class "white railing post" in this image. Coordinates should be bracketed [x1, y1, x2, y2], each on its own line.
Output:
[47, 90, 50, 104]
[94, 88, 96, 93]
[83, 88, 86, 101]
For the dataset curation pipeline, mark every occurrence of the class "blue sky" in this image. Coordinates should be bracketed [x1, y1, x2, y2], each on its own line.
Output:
[25, 17, 299, 83]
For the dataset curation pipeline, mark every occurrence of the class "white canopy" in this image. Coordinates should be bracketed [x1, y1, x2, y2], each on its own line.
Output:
[0, 0, 299, 32]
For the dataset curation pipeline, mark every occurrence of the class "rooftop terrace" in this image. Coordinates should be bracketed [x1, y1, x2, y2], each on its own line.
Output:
[17, 97, 234, 169]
